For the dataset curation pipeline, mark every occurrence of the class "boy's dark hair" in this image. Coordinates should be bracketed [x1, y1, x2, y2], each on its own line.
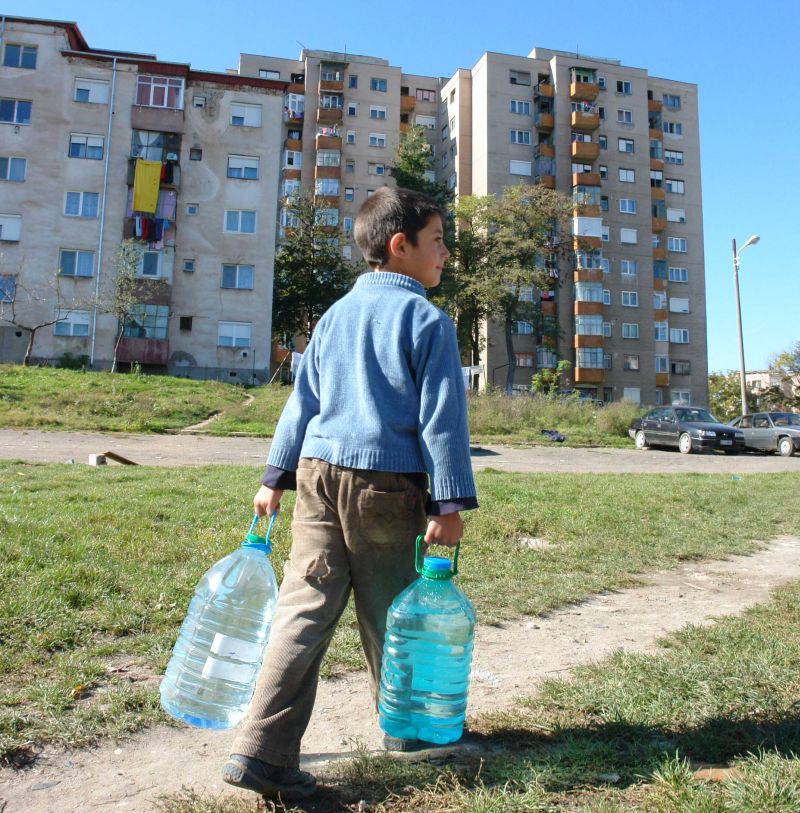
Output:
[353, 187, 445, 268]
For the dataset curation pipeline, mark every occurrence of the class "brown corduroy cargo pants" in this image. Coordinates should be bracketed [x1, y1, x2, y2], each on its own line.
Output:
[231, 458, 427, 767]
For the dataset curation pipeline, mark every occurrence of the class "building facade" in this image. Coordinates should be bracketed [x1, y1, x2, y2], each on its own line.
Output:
[1, 18, 708, 404]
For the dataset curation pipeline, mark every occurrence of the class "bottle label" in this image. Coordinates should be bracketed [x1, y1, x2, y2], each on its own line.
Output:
[210, 633, 262, 663]
[201, 656, 254, 683]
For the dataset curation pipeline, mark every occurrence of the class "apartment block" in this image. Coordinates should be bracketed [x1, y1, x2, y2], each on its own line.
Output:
[0, 17, 284, 381]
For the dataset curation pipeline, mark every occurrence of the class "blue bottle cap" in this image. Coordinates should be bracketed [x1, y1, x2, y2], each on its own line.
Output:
[420, 555, 453, 580]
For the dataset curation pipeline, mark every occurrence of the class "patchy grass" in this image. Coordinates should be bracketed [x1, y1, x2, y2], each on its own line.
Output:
[202, 383, 292, 437]
[1, 462, 799, 765]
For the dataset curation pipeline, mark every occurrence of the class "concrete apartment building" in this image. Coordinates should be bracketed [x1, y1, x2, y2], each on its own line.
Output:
[1, 16, 707, 405]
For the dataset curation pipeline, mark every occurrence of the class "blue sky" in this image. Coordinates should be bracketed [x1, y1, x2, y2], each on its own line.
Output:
[10, 0, 798, 372]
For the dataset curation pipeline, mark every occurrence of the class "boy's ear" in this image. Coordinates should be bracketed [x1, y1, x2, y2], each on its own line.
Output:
[387, 232, 407, 259]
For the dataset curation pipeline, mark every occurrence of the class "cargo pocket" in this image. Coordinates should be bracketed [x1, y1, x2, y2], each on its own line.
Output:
[357, 487, 420, 546]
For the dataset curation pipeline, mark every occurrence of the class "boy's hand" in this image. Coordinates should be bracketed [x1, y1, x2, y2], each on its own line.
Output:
[424, 512, 463, 547]
[254, 485, 283, 518]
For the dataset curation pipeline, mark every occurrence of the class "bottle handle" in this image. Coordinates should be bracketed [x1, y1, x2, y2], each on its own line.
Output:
[249, 511, 277, 541]
[415, 534, 460, 576]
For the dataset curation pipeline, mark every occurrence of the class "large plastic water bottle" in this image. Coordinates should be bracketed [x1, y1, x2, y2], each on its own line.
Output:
[160, 514, 279, 729]
[378, 536, 476, 745]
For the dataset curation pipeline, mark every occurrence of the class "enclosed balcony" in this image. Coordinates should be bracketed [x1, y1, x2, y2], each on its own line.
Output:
[316, 134, 342, 150]
[574, 300, 603, 316]
[571, 141, 600, 162]
[317, 106, 343, 125]
[319, 78, 344, 93]
[285, 137, 302, 152]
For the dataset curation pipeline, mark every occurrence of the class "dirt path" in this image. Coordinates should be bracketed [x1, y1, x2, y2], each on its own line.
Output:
[2, 535, 800, 813]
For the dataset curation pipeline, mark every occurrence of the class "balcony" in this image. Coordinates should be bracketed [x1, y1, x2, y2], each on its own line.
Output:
[319, 79, 344, 93]
[574, 204, 600, 218]
[574, 334, 604, 348]
[541, 299, 557, 316]
[315, 164, 341, 179]
[316, 134, 342, 150]
[400, 95, 416, 113]
[317, 107, 343, 125]
[648, 99, 663, 113]
[287, 82, 305, 94]
[651, 186, 666, 201]
[542, 333, 557, 348]
[574, 301, 604, 316]
[315, 194, 340, 207]
[652, 216, 667, 233]
[400, 121, 410, 134]
[535, 81, 554, 98]
[571, 110, 600, 132]
[285, 137, 302, 151]
[574, 367, 604, 384]
[535, 143, 555, 158]
[650, 157, 664, 172]
[649, 127, 663, 141]
[571, 141, 600, 162]
[131, 106, 183, 134]
[573, 235, 602, 251]
[654, 308, 668, 321]
[655, 372, 669, 387]
[282, 167, 301, 180]
[127, 158, 180, 189]
[570, 82, 599, 102]
[653, 276, 667, 291]
[535, 112, 554, 130]
[283, 109, 304, 124]
[653, 246, 667, 260]
[117, 337, 169, 366]
[572, 172, 600, 187]
[573, 267, 603, 283]
[536, 175, 556, 189]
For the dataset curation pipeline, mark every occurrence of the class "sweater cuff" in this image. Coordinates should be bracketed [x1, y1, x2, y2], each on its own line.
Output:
[429, 496, 479, 516]
[261, 465, 297, 490]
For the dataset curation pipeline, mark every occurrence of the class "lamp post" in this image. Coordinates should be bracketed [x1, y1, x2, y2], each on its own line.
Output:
[731, 234, 760, 415]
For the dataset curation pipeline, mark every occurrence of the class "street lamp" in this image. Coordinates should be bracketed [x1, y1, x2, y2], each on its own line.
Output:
[731, 234, 760, 416]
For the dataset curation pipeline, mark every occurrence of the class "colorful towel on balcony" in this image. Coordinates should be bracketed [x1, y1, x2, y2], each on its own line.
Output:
[132, 159, 161, 213]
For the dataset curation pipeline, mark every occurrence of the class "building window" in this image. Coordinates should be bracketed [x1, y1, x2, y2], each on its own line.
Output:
[668, 266, 689, 283]
[320, 94, 343, 109]
[664, 149, 684, 165]
[618, 137, 634, 153]
[576, 348, 605, 368]
[650, 169, 663, 188]
[509, 70, 531, 86]
[602, 288, 611, 305]
[369, 105, 387, 120]
[415, 114, 436, 129]
[69, 133, 103, 160]
[283, 178, 302, 197]
[416, 88, 436, 102]
[218, 321, 251, 347]
[670, 328, 690, 343]
[623, 387, 641, 404]
[667, 207, 686, 223]
[515, 353, 535, 367]
[178, 316, 193, 332]
[622, 322, 639, 339]
[510, 99, 531, 115]
[653, 291, 667, 309]
[224, 210, 257, 234]
[0, 213, 21, 242]
[370, 77, 387, 92]
[663, 121, 683, 136]
[345, 159, 355, 173]
[654, 354, 668, 373]
[671, 390, 692, 405]
[603, 321, 612, 337]
[600, 258, 610, 274]
[192, 95, 206, 108]
[619, 198, 637, 214]
[669, 297, 690, 313]
[221, 264, 254, 290]
[227, 154, 260, 179]
[345, 130, 356, 144]
[620, 259, 638, 276]
[0, 274, 16, 302]
[510, 130, 531, 144]
[315, 178, 340, 195]
[347, 102, 357, 116]
[598, 135, 607, 149]
[518, 286, 534, 302]
[182, 259, 195, 273]
[136, 75, 184, 109]
[666, 178, 685, 194]
[368, 162, 385, 175]
[283, 150, 302, 168]
[619, 168, 635, 183]
[600, 195, 609, 211]
[57, 249, 94, 277]
[342, 216, 353, 232]
[3, 43, 37, 69]
[441, 124, 449, 140]
[512, 321, 533, 334]
[368, 133, 386, 147]
[599, 165, 608, 179]
[617, 109, 633, 125]
[317, 150, 341, 166]
[601, 226, 610, 242]
[671, 360, 691, 375]
[509, 159, 532, 176]
[575, 282, 604, 303]
[189, 147, 203, 161]
[64, 191, 99, 218]
[317, 208, 339, 226]
[620, 228, 638, 244]
[130, 130, 165, 161]
[616, 80, 632, 95]
[598, 106, 605, 120]
[259, 69, 280, 80]
[74, 78, 109, 104]
[0, 156, 27, 182]
[0, 98, 32, 125]
[537, 347, 557, 368]
[621, 290, 639, 307]
[572, 162, 592, 174]
[598, 76, 606, 90]
[654, 321, 668, 342]
[344, 187, 354, 202]
[54, 309, 91, 337]
[663, 93, 681, 110]
[230, 103, 262, 127]
[667, 236, 687, 253]
[575, 315, 603, 335]
[623, 354, 639, 371]
[123, 304, 169, 339]
[348, 74, 358, 88]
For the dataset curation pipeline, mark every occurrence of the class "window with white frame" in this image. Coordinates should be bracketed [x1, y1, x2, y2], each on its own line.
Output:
[669, 297, 689, 313]
[518, 286, 534, 301]
[618, 137, 634, 153]
[575, 315, 603, 335]
[509, 70, 531, 86]
[670, 327, 689, 343]
[69, 133, 103, 159]
[671, 389, 691, 405]
[600, 257, 610, 274]
[603, 321, 612, 337]
[602, 225, 610, 242]
[345, 129, 356, 144]
[620, 227, 637, 244]
[0, 156, 26, 182]
[0, 98, 31, 124]
[3, 43, 37, 69]
[54, 309, 90, 337]
[515, 353, 534, 367]
[317, 208, 339, 226]
[668, 266, 688, 283]
[347, 102, 357, 116]
[130, 130, 164, 161]
[512, 321, 533, 334]
[663, 93, 681, 110]
[319, 94, 342, 109]
[663, 121, 683, 136]
[342, 216, 353, 232]
[599, 164, 608, 179]
[537, 347, 557, 368]
[666, 178, 685, 194]
[653, 290, 667, 309]
[667, 236, 687, 252]
[279, 208, 299, 234]
[370, 77, 387, 92]
[620, 259, 638, 275]
[342, 245, 352, 260]
[577, 347, 604, 368]
[344, 187, 354, 202]
[651, 169, 663, 187]
[218, 321, 251, 347]
[619, 198, 637, 214]
[619, 168, 635, 183]
[623, 387, 641, 403]
[368, 133, 386, 147]
[671, 359, 691, 375]
[622, 322, 639, 339]
[0, 274, 15, 302]
[227, 154, 260, 179]
[415, 114, 436, 129]
[186, 203, 199, 216]
[58, 249, 93, 277]
[0, 213, 21, 242]
[599, 135, 607, 149]
[224, 210, 256, 234]
[368, 162, 385, 175]
[133, 249, 160, 278]
[623, 354, 639, 371]
[654, 321, 668, 341]
[282, 178, 301, 198]
[621, 291, 639, 307]
[416, 88, 436, 102]
[230, 102, 262, 127]
[259, 69, 280, 80]
[369, 105, 387, 119]
[655, 354, 668, 373]
[509, 159, 532, 176]
[510, 129, 531, 144]
[617, 109, 633, 124]
[572, 162, 592, 174]
[317, 150, 341, 167]
[666, 207, 686, 223]
[283, 150, 301, 168]
[616, 80, 632, 94]
[136, 75, 183, 109]
[74, 78, 109, 104]
[602, 288, 611, 305]
[221, 264, 254, 289]
[664, 149, 684, 164]
[574, 282, 604, 302]
[510, 99, 531, 115]
[315, 178, 340, 196]
[64, 191, 99, 218]
[182, 259, 195, 273]
[604, 353, 612, 369]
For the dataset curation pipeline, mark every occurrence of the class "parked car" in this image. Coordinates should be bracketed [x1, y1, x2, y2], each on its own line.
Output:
[729, 412, 800, 457]
[628, 406, 745, 454]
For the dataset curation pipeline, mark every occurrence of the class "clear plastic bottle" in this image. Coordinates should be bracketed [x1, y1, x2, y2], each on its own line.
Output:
[160, 515, 279, 729]
[378, 537, 476, 744]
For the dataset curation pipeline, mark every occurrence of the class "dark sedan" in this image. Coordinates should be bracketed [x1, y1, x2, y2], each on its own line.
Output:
[729, 412, 800, 457]
[629, 406, 745, 454]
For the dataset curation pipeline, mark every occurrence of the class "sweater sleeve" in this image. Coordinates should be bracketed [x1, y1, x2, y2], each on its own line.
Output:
[414, 313, 477, 502]
[266, 333, 321, 472]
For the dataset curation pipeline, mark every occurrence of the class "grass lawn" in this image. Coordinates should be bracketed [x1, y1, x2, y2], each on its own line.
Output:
[1, 463, 799, 767]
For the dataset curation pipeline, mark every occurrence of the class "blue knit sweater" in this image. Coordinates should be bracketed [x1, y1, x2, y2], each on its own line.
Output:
[267, 272, 476, 503]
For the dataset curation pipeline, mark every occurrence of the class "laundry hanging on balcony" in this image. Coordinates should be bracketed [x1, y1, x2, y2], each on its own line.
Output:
[132, 159, 161, 213]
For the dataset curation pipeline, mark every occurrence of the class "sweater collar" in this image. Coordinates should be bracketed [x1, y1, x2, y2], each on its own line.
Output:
[356, 271, 427, 298]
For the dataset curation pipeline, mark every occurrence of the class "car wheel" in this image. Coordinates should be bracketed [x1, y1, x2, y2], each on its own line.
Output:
[678, 433, 693, 454]
[634, 430, 648, 450]
[778, 437, 795, 457]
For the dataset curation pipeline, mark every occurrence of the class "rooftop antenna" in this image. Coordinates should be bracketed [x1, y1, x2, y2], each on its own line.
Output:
[297, 39, 307, 57]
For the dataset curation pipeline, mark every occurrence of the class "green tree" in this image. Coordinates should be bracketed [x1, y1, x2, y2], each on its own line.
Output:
[531, 359, 573, 397]
[272, 193, 360, 343]
[389, 125, 450, 211]
[707, 370, 757, 421]
[767, 340, 800, 410]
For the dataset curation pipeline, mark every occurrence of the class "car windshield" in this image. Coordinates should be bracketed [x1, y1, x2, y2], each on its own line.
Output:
[675, 408, 716, 423]
[771, 413, 800, 427]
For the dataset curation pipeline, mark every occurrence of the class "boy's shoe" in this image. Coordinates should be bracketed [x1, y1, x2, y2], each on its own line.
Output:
[222, 754, 316, 799]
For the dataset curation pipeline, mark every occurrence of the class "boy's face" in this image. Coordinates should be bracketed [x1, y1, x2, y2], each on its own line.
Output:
[390, 214, 450, 288]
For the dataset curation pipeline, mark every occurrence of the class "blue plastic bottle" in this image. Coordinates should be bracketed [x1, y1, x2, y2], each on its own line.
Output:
[378, 537, 476, 745]
[160, 514, 279, 729]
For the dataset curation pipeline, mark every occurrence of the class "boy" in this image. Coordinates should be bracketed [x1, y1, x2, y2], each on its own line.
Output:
[222, 187, 477, 800]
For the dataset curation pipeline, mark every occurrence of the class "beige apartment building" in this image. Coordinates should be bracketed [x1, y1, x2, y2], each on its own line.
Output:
[1, 17, 707, 405]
